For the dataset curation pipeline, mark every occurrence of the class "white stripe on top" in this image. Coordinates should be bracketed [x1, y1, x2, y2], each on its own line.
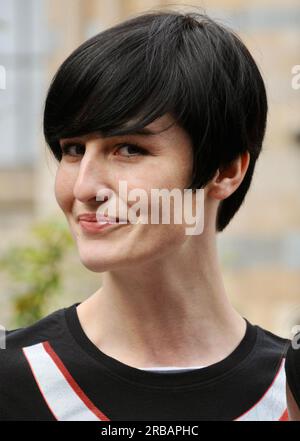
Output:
[23, 342, 104, 421]
[235, 357, 287, 421]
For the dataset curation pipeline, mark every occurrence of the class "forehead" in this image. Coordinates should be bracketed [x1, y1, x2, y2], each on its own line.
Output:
[113, 112, 180, 136]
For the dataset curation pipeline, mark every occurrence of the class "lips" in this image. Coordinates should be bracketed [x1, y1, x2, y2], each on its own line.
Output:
[77, 213, 126, 224]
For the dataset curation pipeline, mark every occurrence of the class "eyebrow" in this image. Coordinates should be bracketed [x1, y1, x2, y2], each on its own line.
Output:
[59, 127, 159, 145]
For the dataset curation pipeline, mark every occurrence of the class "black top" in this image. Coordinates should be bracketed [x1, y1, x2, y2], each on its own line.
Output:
[0, 302, 290, 421]
[285, 334, 300, 409]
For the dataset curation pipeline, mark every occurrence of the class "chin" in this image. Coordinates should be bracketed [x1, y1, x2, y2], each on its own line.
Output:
[76, 228, 186, 272]
[77, 243, 135, 273]
[77, 249, 118, 273]
[80, 260, 111, 273]
[77, 247, 147, 273]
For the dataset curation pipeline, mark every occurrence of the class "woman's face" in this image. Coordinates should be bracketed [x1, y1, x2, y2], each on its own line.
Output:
[55, 113, 198, 272]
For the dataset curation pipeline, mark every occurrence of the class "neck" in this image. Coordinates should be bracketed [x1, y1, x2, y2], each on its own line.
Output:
[76, 232, 246, 368]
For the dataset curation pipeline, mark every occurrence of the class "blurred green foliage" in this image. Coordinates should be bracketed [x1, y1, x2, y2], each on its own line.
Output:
[0, 217, 73, 327]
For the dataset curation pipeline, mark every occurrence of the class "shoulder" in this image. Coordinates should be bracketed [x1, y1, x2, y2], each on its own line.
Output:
[0, 306, 67, 384]
[255, 324, 290, 358]
[0, 307, 68, 420]
[284, 332, 300, 408]
[4, 306, 67, 350]
[234, 322, 290, 421]
[0, 346, 34, 419]
[286, 332, 300, 363]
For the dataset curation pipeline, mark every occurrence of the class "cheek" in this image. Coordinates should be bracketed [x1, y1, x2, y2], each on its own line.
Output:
[128, 159, 191, 193]
[125, 162, 192, 225]
[156, 156, 193, 190]
[54, 166, 74, 213]
[127, 222, 188, 267]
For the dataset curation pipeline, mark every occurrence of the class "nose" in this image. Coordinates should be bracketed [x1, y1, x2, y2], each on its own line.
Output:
[73, 148, 113, 204]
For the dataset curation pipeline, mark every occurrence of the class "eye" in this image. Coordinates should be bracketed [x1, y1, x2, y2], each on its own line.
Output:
[115, 143, 148, 158]
[61, 143, 85, 157]
[59, 142, 148, 159]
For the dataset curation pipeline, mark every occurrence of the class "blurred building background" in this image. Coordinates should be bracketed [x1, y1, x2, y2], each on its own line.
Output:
[0, 0, 299, 335]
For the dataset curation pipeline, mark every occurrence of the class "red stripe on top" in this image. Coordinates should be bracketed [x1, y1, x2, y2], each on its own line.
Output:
[22, 346, 58, 420]
[235, 357, 286, 420]
[43, 341, 110, 421]
[279, 409, 289, 421]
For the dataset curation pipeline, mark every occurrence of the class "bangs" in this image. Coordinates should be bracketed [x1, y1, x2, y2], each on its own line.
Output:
[44, 17, 184, 160]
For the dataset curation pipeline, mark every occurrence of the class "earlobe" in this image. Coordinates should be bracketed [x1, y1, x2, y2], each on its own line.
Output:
[206, 177, 227, 200]
[208, 185, 227, 201]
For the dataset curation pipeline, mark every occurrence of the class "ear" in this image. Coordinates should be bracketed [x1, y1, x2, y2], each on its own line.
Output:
[207, 151, 250, 200]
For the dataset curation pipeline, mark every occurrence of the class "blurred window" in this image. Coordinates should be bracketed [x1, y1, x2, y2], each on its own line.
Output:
[0, 0, 47, 169]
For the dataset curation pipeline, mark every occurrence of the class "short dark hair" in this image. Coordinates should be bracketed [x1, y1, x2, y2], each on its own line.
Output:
[43, 9, 268, 232]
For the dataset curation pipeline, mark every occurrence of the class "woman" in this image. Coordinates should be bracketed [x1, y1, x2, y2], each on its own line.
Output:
[0, 9, 290, 421]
